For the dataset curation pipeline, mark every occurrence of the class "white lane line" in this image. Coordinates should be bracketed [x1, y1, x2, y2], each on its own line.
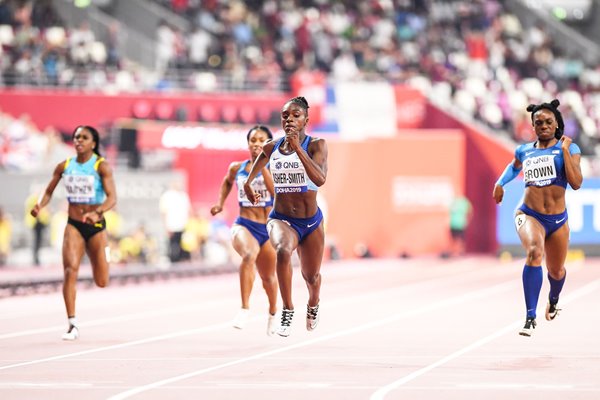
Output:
[106, 280, 517, 400]
[0, 301, 228, 340]
[369, 279, 600, 400]
[0, 321, 232, 371]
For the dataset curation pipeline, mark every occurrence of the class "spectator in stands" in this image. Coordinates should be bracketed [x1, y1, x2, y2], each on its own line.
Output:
[0, 206, 12, 266]
[159, 180, 191, 263]
[24, 185, 51, 266]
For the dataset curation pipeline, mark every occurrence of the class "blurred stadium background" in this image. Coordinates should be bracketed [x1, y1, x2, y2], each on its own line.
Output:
[0, 0, 599, 274]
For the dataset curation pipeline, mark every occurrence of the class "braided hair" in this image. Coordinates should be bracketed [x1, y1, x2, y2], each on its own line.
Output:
[287, 96, 310, 115]
[526, 99, 564, 140]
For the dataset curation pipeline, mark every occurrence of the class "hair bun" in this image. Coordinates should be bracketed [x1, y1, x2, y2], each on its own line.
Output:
[550, 99, 560, 108]
[526, 104, 536, 112]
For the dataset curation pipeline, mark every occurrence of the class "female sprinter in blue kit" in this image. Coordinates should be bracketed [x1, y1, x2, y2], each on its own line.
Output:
[493, 99, 583, 336]
[210, 125, 279, 335]
[243, 96, 328, 337]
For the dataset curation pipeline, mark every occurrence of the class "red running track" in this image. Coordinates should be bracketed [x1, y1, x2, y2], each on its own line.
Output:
[0, 256, 599, 400]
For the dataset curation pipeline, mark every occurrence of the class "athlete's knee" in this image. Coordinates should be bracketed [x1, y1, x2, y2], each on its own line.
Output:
[240, 251, 258, 265]
[274, 244, 293, 260]
[525, 245, 543, 264]
[302, 270, 321, 286]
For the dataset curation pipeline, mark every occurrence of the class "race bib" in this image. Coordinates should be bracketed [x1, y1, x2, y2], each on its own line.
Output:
[271, 158, 308, 194]
[64, 175, 95, 203]
[237, 175, 271, 207]
[523, 155, 556, 187]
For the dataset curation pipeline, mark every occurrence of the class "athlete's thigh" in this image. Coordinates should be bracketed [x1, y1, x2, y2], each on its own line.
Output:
[515, 212, 545, 249]
[256, 240, 276, 277]
[62, 224, 86, 268]
[231, 225, 260, 258]
[297, 224, 325, 275]
[545, 223, 570, 274]
[86, 230, 109, 273]
[267, 219, 298, 252]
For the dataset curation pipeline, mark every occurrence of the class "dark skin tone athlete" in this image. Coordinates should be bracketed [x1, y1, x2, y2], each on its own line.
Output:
[31, 126, 117, 320]
[493, 108, 582, 282]
[243, 100, 328, 312]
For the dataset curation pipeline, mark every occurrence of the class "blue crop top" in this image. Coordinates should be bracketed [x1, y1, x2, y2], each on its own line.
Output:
[515, 141, 581, 189]
[62, 154, 106, 204]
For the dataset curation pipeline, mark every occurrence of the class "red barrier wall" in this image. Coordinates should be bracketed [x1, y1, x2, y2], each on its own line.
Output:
[422, 104, 513, 253]
[0, 89, 287, 132]
[321, 133, 465, 258]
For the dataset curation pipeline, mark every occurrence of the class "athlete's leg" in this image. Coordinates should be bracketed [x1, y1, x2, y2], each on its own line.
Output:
[86, 230, 110, 288]
[515, 213, 546, 321]
[544, 223, 569, 316]
[62, 224, 86, 319]
[297, 222, 325, 308]
[267, 219, 298, 310]
[231, 225, 260, 310]
[256, 240, 278, 315]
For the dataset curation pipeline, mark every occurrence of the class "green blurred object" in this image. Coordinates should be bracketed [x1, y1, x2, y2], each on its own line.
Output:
[74, 0, 91, 8]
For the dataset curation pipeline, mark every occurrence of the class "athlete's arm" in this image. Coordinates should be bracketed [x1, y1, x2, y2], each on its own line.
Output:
[83, 161, 117, 224]
[560, 137, 582, 190]
[244, 142, 274, 204]
[210, 162, 240, 216]
[297, 137, 327, 187]
[31, 161, 65, 218]
[493, 158, 522, 204]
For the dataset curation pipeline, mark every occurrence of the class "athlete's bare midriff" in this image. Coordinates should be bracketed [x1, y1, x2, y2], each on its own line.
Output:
[273, 191, 318, 218]
[522, 185, 566, 215]
[239, 206, 271, 224]
[68, 203, 102, 222]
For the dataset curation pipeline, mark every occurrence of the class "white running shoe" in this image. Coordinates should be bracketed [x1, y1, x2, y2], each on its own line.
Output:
[519, 317, 536, 337]
[277, 309, 294, 337]
[306, 304, 320, 331]
[545, 302, 561, 321]
[62, 325, 79, 341]
[267, 313, 278, 336]
[232, 308, 250, 329]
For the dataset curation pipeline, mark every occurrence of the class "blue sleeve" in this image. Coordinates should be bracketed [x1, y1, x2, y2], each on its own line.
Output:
[569, 142, 581, 155]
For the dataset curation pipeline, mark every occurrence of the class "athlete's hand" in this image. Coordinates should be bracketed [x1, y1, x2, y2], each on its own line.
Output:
[559, 135, 572, 152]
[285, 130, 301, 152]
[210, 205, 222, 216]
[30, 204, 40, 218]
[82, 210, 101, 225]
[243, 181, 260, 205]
[493, 184, 504, 204]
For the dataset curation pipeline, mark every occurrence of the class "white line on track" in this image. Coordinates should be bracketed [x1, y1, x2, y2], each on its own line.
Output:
[369, 279, 600, 400]
[106, 280, 517, 400]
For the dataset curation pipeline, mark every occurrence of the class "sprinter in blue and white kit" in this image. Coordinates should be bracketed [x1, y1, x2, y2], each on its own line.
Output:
[493, 99, 583, 336]
[31, 125, 117, 341]
[211, 125, 279, 335]
[244, 96, 328, 337]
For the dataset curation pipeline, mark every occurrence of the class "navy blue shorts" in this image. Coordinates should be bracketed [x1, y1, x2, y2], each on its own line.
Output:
[233, 216, 270, 246]
[518, 204, 568, 237]
[269, 208, 323, 243]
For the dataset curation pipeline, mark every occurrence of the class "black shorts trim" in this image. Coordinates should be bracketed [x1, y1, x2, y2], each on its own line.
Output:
[67, 218, 106, 241]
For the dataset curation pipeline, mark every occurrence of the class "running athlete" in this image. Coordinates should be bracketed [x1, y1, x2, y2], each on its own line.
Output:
[493, 99, 583, 337]
[243, 96, 328, 337]
[31, 125, 117, 340]
[210, 125, 279, 335]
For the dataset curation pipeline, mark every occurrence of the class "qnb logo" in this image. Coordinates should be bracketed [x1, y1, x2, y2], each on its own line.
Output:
[275, 161, 300, 169]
